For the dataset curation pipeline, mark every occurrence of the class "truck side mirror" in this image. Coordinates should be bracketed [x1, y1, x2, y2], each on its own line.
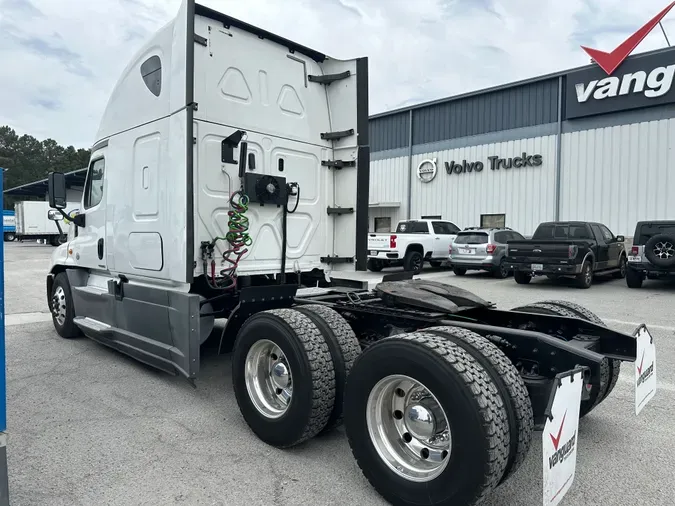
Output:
[47, 209, 64, 221]
[48, 172, 67, 209]
[616, 235, 625, 243]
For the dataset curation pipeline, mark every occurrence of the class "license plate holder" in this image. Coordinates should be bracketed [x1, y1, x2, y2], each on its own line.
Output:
[628, 255, 642, 262]
[531, 263, 544, 271]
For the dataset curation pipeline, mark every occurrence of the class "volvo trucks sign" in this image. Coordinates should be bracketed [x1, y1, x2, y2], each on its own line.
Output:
[566, 2, 675, 119]
[416, 153, 542, 182]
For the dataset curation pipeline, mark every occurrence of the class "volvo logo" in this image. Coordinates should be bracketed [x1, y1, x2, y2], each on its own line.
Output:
[416, 158, 438, 183]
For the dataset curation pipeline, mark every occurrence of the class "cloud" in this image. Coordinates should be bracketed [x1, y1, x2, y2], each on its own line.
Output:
[0, 0, 674, 149]
[31, 98, 61, 111]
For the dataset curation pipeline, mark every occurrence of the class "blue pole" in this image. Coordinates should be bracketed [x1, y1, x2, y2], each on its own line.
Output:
[0, 168, 8, 504]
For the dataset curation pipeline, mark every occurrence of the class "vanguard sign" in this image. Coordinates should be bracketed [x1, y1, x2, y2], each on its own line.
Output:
[566, 2, 675, 119]
[416, 153, 543, 183]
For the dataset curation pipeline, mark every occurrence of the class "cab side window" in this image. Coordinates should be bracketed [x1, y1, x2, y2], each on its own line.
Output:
[84, 158, 105, 210]
[599, 225, 615, 242]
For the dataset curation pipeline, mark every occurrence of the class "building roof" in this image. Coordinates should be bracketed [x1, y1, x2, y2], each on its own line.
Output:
[4, 168, 87, 197]
[369, 44, 675, 120]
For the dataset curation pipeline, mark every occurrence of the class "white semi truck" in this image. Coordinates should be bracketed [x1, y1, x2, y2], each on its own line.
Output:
[44, 2, 654, 505]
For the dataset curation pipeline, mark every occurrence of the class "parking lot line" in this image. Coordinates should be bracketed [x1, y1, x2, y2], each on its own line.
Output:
[5, 312, 52, 327]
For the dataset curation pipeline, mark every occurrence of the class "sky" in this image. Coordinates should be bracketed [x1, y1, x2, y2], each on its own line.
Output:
[0, 0, 674, 149]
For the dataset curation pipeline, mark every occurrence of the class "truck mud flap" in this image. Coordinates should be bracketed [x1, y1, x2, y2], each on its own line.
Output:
[67, 270, 202, 379]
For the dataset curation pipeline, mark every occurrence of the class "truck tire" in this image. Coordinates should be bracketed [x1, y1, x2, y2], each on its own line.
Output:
[231, 308, 336, 448]
[644, 233, 675, 268]
[510, 302, 610, 418]
[294, 304, 361, 433]
[367, 258, 384, 272]
[343, 332, 510, 506]
[453, 267, 467, 276]
[424, 326, 533, 484]
[403, 250, 423, 274]
[612, 254, 627, 279]
[540, 300, 620, 405]
[575, 260, 593, 289]
[626, 267, 643, 288]
[49, 272, 82, 338]
[4, 233, 15, 242]
[513, 271, 531, 284]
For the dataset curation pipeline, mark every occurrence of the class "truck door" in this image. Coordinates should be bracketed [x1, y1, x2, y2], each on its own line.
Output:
[599, 224, 622, 268]
[431, 221, 458, 258]
[69, 154, 107, 271]
[589, 224, 609, 270]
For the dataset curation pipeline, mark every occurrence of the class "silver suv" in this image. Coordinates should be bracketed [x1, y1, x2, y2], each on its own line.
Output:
[449, 227, 526, 278]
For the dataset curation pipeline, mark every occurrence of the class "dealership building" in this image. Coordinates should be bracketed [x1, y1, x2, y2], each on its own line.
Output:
[367, 45, 675, 238]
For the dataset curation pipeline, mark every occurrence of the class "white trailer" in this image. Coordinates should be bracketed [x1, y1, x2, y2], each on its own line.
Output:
[43, 2, 653, 505]
[14, 201, 77, 245]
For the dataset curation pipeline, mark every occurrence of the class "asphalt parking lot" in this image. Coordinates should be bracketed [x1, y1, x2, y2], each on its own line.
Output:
[5, 242, 675, 506]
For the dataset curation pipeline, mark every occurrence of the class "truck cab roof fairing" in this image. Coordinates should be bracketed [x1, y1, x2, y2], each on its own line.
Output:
[93, 2, 190, 144]
[93, 0, 330, 148]
[194, 3, 327, 63]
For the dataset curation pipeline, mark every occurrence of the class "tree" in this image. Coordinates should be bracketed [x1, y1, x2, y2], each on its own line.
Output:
[0, 126, 91, 209]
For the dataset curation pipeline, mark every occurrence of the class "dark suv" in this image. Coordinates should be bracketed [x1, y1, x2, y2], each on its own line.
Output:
[626, 220, 675, 288]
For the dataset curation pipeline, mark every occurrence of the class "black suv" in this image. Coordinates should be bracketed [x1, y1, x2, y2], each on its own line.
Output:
[626, 220, 675, 288]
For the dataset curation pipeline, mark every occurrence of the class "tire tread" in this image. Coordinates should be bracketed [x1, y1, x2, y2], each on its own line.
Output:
[238, 308, 335, 447]
[347, 331, 510, 504]
[295, 304, 361, 430]
[426, 326, 533, 483]
[511, 302, 610, 417]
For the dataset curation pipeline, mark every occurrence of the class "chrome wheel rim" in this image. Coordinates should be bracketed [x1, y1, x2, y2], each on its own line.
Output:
[366, 374, 451, 482]
[585, 265, 592, 284]
[244, 339, 293, 419]
[654, 242, 674, 259]
[500, 260, 508, 277]
[51, 286, 67, 326]
[413, 256, 422, 272]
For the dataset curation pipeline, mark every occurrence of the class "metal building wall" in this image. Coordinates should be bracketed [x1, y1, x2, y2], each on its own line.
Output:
[560, 116, 675, 237]
[411, 79, 558, 145]
[369, 112, 409, 154]
[368, 156, 408, 231]
[409, 135, 558, 235]
[368, 76, 560, 235]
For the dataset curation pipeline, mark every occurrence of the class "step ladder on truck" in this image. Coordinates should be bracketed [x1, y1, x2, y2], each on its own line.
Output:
[44, 2, 657, 505]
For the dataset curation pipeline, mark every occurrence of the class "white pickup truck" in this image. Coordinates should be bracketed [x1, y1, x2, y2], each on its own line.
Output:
[367, 218, 461, 274]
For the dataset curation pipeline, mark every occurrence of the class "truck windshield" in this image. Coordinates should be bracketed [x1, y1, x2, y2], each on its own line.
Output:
[454, 232, 488, 244]
[396, 221, 429, 234]
[533, 224, 591, 240]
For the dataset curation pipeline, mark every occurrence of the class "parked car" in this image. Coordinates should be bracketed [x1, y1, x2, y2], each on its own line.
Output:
[626, 220, 675, 288]
[505, 221, 627, 288]
[449, 227, 526, 278]
[367, 218, 460, 274]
